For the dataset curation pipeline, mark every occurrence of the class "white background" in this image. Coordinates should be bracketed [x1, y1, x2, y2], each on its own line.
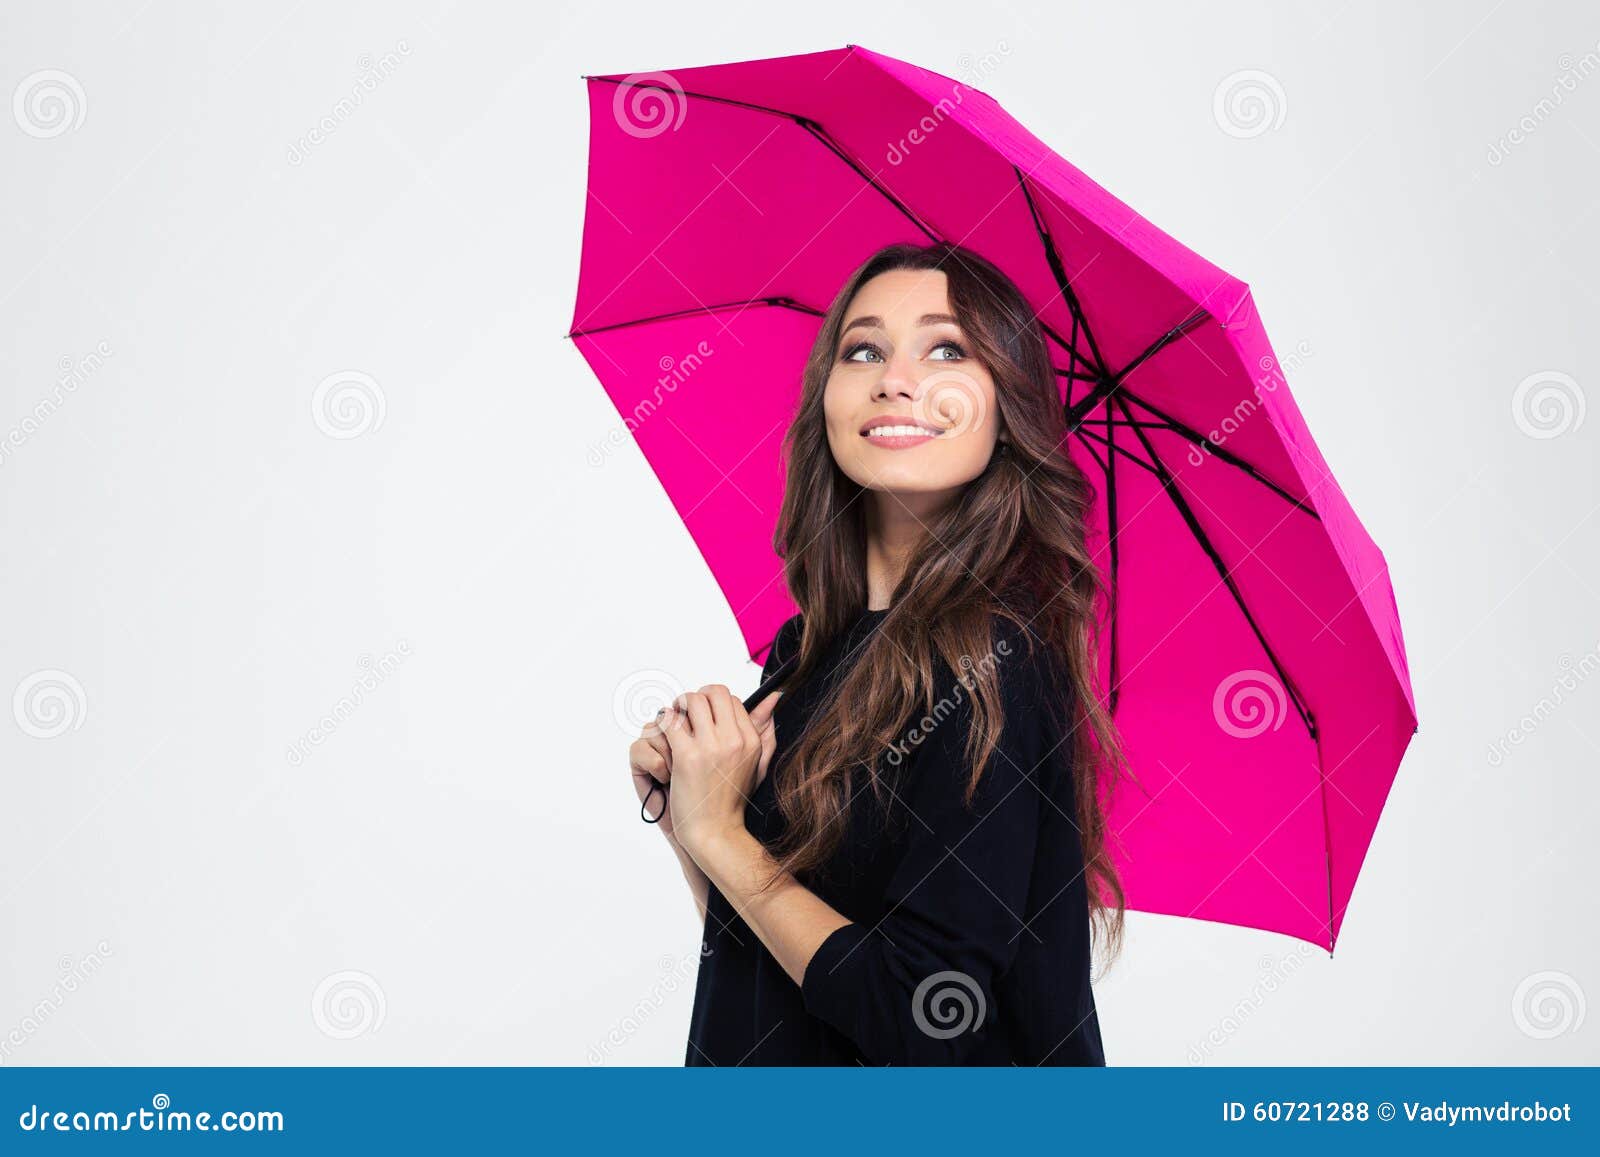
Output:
[1, 0, 1595, 1065]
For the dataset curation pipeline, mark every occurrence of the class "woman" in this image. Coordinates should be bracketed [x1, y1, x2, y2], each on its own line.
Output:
[627, 240, 1127, 1065]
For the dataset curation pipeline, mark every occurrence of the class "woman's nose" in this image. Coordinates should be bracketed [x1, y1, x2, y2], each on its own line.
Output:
[875, 351, 922, 400]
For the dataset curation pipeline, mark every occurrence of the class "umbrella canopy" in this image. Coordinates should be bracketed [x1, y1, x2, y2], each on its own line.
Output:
[568, 44, 1417, 953]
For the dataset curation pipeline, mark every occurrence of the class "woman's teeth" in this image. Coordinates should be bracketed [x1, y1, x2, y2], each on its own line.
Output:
[866, 426, 942, 439]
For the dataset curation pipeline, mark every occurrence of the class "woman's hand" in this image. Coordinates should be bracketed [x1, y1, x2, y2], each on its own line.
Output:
[629, 711, 678, 838]
[660, 684, 782, 859]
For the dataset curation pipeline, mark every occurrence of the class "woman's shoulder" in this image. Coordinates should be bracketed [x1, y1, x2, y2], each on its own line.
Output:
[975, 610, 1077, 770]
[761, 611, 805, 675]
[904, 608, 1069, 735]
[893, 609, 1072, 811]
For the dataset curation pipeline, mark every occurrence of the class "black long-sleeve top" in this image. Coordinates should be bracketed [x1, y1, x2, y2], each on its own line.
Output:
[684, 606, 1105, 1066]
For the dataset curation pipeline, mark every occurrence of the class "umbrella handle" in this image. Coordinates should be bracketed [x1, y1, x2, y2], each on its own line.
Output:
[639, 656, 798, 824]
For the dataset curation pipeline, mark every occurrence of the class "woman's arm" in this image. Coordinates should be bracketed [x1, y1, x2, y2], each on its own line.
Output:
[661, 683, 847, 982]
[665, 620, 1062, 1065]
[682, 826, 850, 987]
[629, 722, 711, 921]
[629, 617, 800, 925]
[667, 834, 711, 923]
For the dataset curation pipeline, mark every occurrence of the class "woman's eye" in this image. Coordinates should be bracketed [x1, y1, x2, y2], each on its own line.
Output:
[840, 339, 964, 363]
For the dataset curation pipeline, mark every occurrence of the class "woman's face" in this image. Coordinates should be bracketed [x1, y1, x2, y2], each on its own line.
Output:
[822, 268, 1002, 508]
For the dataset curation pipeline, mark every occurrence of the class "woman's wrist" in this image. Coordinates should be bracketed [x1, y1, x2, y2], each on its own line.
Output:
[679, 820, 760, 881]
[668, 830, 706, 873]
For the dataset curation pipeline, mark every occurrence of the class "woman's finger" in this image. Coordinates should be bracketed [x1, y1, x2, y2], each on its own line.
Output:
[640, 704, 675, 741]
[700, 684, 757, 750]
[658, 698, 699, 757]
[749, 689, 783, 729]
[671, 690, 714, 739]
[629, 739, 669, 785]
[694, 688, 742, 742]
[640, 710, 673, 764]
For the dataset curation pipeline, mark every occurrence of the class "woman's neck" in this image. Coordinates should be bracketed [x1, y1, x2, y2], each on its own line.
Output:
[863, 491, 948, 610]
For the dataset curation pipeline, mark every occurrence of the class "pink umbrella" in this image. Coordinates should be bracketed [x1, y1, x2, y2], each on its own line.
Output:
[568, 45, 1417, 954]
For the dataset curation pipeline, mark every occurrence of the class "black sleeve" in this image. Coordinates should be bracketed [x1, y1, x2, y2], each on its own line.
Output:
[798, 617, 1066, 1064]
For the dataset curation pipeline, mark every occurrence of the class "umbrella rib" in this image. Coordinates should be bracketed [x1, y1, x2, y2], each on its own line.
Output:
[1062, 307, 1212, 428]
[1077, 420, 1183, 719]
[1104, 393, 1121, 714]
[1074, 416, 1178, 432]
[1067, 428, 1121, 711]
[1015, 166, 1108, 380]
[566, 295, 823, 339]
[1058, 305, 1318, 520]
[1075, 427, 1158, 475]
[1117, 387, 1320, 519]
[1111, 392, 1318, 741]
[1070, 428, 1111, 473]
[1118, 305, 1213, 379]
[792, 118, 942, 242]
[587, 76, 943, 242]
[1071, 424, 1198, 718]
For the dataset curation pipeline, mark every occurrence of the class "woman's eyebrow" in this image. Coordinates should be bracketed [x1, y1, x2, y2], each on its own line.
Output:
[840, 312, 959, 336]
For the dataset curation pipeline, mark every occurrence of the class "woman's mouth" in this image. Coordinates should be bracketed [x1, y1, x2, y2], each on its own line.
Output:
[860, 421, 946, 449]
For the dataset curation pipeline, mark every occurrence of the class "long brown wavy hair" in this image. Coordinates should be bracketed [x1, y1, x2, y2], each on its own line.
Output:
[766, 240, 1129, 969]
